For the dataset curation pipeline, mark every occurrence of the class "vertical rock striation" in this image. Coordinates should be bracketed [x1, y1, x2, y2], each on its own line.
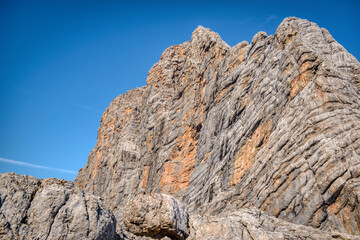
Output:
[75, 17, 360, 236]
[75, 87, 146, 231]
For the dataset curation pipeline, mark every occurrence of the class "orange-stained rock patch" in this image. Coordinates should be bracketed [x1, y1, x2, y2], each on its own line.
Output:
[285, 26, 297, 46]
[160, 125, 198, 194]
[241, 76, 251, 89]
[200, 152, 211, 164]
[91, 145, 103, 180]
[147, 131, 153, 153]
[124, 107, 133, 116]
[231, 120, 272, 186]
[290, 61, 317, 98]
[214, 86, 232, 104]
[327, 199, 342, 215]
[141, 166, 151, 188]
[238, 46, 246, 63]
[283, 64, 292, 75]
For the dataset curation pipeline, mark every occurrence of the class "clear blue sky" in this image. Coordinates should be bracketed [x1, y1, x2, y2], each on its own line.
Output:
[1, 0, 359, 181]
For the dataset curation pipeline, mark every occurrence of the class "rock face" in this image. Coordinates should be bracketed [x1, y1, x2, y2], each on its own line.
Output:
[189, 208, 360, 240]
[75, 16, 360, 237]
[122, 194, 360, 240]
[124, 194, 189, 239]
[0, 173, 118, 240]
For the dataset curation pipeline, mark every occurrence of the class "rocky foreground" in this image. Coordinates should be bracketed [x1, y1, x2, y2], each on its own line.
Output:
[1, 17, 360, 239]
[1, 173, 359, 239]
[0, 173, 118, 239]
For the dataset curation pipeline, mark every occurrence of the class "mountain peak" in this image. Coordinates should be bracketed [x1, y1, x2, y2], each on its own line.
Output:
[191, 25, 230, 49]
[2, 17, 360, 240]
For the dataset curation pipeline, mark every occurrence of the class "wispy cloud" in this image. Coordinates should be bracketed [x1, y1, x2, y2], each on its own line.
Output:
[260, 14, 278, 26]
[0, 157, 78, 174]
[230, 19, 251, 26]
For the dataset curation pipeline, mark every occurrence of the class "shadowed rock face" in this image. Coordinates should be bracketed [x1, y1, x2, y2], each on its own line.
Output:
[75, 17, 360, 236]
[0, 173, 118, 240]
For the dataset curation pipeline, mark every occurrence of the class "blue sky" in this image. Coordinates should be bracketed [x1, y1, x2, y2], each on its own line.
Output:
[1, 0, 359, 181]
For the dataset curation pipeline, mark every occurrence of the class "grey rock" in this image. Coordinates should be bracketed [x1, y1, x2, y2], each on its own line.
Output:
[188, 208, 360, 240]
[122, 195, 360, 240]
[123, 194, 189, 240]
[74, 17, 360, 236]
[75, 87, 146, 234]
[0, 172, 118, 240]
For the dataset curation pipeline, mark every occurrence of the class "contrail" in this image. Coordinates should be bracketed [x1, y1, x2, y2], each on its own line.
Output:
[0, 157, 78, 174]
[73, 103, 102, 113]
[17, 88, 101, 114]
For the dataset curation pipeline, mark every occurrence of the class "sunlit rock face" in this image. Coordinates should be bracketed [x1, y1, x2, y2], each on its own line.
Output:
[123, 193, 189, 240]
[75, 17, 360, 237]
[0, 173, 118, 240]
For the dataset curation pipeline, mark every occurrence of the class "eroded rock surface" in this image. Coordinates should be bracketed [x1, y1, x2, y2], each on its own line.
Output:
[189, 208, 360, 240]
[0, 173, 118, 240]
[122, 194, 360, 240]
[124, 194, 189, 240]
[75, 17, 360, 236]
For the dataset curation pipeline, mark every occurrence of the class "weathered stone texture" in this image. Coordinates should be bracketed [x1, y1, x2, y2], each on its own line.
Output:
[75, 87, 146, 232]
[0, 173, 118, 240]
[121, 194, 360, 240]
[75, 17, 360, 236]
[124, 194, 189, 239]
[189, 208, 360, 240]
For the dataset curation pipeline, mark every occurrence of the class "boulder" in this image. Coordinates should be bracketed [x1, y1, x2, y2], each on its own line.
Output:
[124, 194, 189, 239]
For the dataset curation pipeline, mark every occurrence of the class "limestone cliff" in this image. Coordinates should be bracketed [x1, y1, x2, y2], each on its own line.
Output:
[75, 17, 360, 237]
[1, 16, 360, 240]
[75, 18, 360, 238]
